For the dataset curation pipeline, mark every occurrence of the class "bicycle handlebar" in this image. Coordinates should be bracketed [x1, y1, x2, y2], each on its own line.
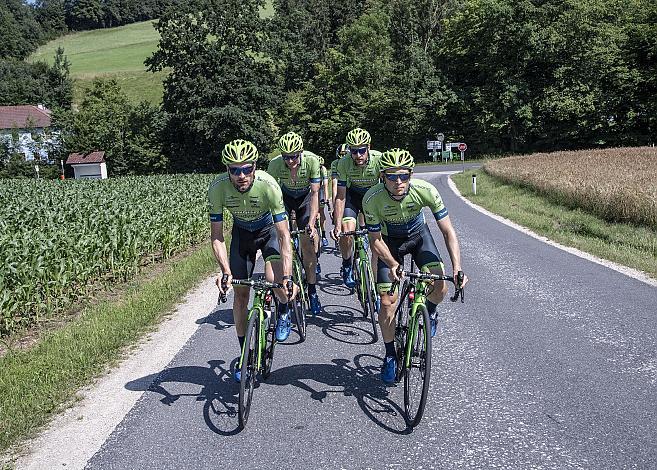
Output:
[387, 268, 465, 303]
[339, 229, 369, 237]
[217, 278, 285, 305]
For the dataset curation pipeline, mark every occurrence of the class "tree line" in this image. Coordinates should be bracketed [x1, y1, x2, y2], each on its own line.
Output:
[4, 0, 656, 177]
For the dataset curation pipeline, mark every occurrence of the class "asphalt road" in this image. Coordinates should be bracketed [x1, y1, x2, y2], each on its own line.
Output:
[84, 170, 656, 469]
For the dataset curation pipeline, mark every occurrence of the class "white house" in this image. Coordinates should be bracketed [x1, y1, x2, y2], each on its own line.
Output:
[66, 151, 108, 179]
[0, 105, 59, 161]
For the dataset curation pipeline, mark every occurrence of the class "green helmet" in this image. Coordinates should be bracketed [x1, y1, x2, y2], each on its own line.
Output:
[278, 132, 303, 154]
[222, 139, 259, 165]
[346, 128, 371, 147]
[336, 143, 349, 157]
[380, 148, 415, 171]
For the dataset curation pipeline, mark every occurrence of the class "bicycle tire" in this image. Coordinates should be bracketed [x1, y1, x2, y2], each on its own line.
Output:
[292, 258, 308, 341]
[263, 298, 277, 379]
[238, 311, 259, 429]
[353, 256, 366, 317]
[394, 280, 411, 381]
[362, 259, 379, 343]
[403, 303, 432, 427]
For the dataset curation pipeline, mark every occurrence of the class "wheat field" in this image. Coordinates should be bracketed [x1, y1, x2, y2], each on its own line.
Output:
[484, 147, 657, 230]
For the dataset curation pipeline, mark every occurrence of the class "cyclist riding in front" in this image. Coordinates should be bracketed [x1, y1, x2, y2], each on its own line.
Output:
[331, 128, 382, 288]
[362, 148, 469, 384]
[209, 139, 297, 382]
[267, 132, 323, 317]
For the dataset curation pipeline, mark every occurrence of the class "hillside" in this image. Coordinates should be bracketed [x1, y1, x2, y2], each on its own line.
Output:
[29, 20, 165, 105]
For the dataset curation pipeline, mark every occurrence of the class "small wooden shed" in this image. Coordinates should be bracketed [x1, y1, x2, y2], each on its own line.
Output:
[66, 151, 108, 179]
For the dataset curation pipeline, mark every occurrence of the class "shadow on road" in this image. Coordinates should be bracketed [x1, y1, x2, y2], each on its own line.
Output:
[195, 307, 234, 331]
[266, 355, 411, 435]
[308, 304, 376, 345]
[125, 359, 243, 436]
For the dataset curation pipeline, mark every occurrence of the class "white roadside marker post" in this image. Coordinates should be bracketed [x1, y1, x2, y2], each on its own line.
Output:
[472, 174, 477, 195]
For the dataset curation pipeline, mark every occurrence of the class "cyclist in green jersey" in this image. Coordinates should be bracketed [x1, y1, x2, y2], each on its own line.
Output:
[331, 128, 382, 288]
[362, 148, 469, 384]
[267, 132, 322, 316]
[209, 139, 298, 380]
[331, 144, 349, 213]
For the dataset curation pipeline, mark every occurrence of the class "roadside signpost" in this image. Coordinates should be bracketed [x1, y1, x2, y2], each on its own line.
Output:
[457, 142, 467, 172]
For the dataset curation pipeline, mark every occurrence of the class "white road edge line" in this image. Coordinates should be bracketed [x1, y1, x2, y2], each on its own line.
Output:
[12, 249, 257, 469]
[445, 173, 657, 288]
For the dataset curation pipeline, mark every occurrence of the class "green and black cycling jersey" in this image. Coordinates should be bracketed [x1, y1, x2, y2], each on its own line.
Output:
[363, 178, 449, 238]
[208, 170, 288, 231]
[330, 159, 340, 179]
[267, 151, 322, 198]
[336, 150, 382, 195]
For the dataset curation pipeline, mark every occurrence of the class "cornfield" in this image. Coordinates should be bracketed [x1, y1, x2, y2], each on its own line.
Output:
[484, 147, 657, 230]
[0, 174, 215, 335]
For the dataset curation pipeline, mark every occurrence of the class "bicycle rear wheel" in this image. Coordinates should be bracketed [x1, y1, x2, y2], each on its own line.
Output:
[263, 299, 277, 379]
[353, 256, 366, 317]
[238, 311, 259, 429]
[403, 303, 432, 427]
[362, 259, 379, 343]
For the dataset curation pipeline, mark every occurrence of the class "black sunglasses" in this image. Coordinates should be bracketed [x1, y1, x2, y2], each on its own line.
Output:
[283, 153, 301, 161]
[384, 172, 411, 182]
[350, 147, 367, 155]
[228, 165, 255, 176]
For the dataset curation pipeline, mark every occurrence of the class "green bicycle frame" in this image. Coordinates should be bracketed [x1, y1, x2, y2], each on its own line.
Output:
[404, 280, 430, 369]
[353, 233, 374, 304]
[239, 290, 267, 371]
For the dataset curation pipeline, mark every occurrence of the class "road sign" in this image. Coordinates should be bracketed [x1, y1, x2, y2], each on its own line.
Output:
[437, 133, 445, 142]
[426, 140, 442, 150]
[458, 143, 467, 152]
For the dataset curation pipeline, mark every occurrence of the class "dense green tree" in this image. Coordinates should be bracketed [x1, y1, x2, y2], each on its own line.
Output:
[147, 0, 278, 172]
[35, 0, 67, 39]
[0, 57, 73, 109]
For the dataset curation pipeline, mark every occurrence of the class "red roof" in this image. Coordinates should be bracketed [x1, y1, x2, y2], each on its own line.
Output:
[66, 151, 106, 164]
[0, 105, 52, 130]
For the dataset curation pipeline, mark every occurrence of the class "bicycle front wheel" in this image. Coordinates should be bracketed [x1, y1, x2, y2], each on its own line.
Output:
[263, 301, 277, 379]
[362, 260, 379, 343]
[238, 311, 259, 429]
[292, 259, 307, 341]
[403, 303, 432, 427]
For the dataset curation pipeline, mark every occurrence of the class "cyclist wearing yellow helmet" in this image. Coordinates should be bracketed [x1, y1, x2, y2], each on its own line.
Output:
[331, 128, 382, 288]
[362, 148, 468, 384]
[268, 131, 323, 316]
[209, 139, 298, 380]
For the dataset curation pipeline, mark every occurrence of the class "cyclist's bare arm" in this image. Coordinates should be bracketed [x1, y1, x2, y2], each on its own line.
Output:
[308, 182, 320, 236]
[368, 231, 400, 282]
[274, 219, 293, 279]
[437, 216, 468, 287]
[210, 221, 231, 291]
[332, 185, 347, 238]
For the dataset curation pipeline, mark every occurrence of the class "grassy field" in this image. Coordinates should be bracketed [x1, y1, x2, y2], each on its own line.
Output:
[30, 21, 165, 105]
[484, 147, 657, 230]
[452, 154, 657, 279]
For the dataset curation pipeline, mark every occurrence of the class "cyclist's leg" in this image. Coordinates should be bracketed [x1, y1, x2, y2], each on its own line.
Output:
[295, 192, 317, 284]
[375, 236, 404, 342]
[259, 224, 292, 340]
[413, 226, 448, 305]
[229, 226, 254, 338]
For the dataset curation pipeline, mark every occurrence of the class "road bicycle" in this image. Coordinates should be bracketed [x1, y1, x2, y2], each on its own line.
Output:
[218, 278, 282, 429]
[389, 269, 464, 427]
[340, 229, 379, 342]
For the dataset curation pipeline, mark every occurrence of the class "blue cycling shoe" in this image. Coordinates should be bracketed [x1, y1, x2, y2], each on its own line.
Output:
[309, 293, 321, 316]
[381, 356, 397, 384]
[233, 359, 249, 383]
[342, 264, 356, 288]
[430, 313, 437, 338]
[275, 312, 291, 341]
[321, 237, 329, 248]
[316, 262, 321, 275]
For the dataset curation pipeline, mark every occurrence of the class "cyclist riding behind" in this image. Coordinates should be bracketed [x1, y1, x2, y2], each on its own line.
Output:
[331, 128, 382, 288]
[317, 155, 330, 249]
[209, 139, 297, 381]
[331, 144, 349, 213]
[362, 148, 469, 384]
[268, 132, 323, 317]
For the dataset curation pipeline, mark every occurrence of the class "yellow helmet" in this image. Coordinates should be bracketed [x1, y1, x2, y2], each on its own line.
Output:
[221, 139, 258, 165]
[380, 148, 415, 171]
[278, 132, 303, 154]
[346, 128, 371, 147]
